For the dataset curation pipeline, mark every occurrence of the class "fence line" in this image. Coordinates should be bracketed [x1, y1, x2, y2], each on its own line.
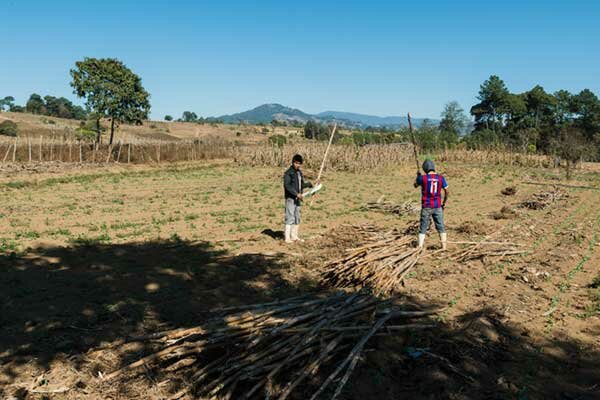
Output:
[0, 137, 553, 170]
[0, 137, 237, 165]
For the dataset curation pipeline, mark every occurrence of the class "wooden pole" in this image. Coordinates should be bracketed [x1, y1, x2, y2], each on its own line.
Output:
[127, 143, 131, 164]
[407, 113, 420, 172]
[39, 136, 42, 161]
[315, 122, 337, 184]
[12, 137, 17, 162]
[79, 142, 83, 163]
[106, 144, 113, 163]
[28, 138, 32, 163]
[3, 144, 12, 162]
[69, 141, 72, 162]
[309, 123, 337, 206]
[50, 141, 53, 161]
[116, 141, 123, 163]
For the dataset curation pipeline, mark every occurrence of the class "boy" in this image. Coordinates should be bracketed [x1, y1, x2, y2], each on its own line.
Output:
[283, 154, 313, 243]
[414, 159, 449, 250]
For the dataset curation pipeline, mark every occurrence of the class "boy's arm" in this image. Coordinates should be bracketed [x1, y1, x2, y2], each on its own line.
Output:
[413, 172, 422, 188]
[442, 176, 449, 209]
[442, 187, 449, 209]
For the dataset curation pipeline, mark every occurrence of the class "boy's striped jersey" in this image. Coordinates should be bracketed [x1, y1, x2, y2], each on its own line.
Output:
[416, 173, 448, 209]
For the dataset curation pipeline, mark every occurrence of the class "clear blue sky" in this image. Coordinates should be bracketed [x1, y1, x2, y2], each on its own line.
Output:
[1, 0, 598, 120]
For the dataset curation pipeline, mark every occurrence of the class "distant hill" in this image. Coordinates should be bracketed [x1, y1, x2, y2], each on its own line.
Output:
[317, 111, 434, 128]
[217, 104, 312, 124]
[216, 103, 436, 128]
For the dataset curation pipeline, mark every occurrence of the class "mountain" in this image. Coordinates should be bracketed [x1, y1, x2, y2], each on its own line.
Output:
[215, 103, 436, 128]
[317, 111, 434, 128]
[217, 103, 312, 124]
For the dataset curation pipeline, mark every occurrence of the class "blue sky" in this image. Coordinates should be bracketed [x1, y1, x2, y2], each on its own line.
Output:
[1, 0, 598, 120]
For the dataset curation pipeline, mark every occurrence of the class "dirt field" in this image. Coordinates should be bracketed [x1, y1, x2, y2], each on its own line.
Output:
[1, 159, 599, 399]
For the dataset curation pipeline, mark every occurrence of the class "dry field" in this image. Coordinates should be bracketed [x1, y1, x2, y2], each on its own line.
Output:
[0, 111, 301, 144]
[1, 158, 599, 399]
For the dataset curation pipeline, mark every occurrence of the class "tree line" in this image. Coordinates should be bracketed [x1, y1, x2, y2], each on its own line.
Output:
[0, 94, 87, 120]
[465, 75, 599, 161]
[301, 76, 600, 162]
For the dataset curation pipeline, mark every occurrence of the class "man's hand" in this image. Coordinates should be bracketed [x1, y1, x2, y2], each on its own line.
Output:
[297, 193, 304, 200]
[416, 171, 422, 177]
[442, 202, 446, 210]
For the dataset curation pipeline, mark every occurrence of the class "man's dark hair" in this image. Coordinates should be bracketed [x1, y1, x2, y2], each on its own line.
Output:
[292, 154, 303, 164]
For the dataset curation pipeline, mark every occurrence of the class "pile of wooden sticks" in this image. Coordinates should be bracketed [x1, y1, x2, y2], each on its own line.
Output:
[447, 240, 527, 262]
[361, 196, 419, 216]
[519, 187, 568, 210]
[321, 229, 422, 295]
[103, 292, 437, 400]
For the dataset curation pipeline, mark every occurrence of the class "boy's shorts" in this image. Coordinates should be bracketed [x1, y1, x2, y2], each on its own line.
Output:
[419, 208, 445, 234]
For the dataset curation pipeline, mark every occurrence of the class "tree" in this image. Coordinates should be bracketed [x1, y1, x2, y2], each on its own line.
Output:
[572, 89, 600, 140]
[26, 93, 46, 115]
[0, 96, 15, 112]
[164, 115, 173, 122]
[181, 111, 198, 122]
[551, 127, 591, 179]
[524, 85, 556, 129]
[9, 105, 24, 113]
[304, 120, 320, 140]
[70, 58, 151, 144]
[471, 75, 510, 132]
[439, 101, 469, 139]
[42, 96, 87, 120]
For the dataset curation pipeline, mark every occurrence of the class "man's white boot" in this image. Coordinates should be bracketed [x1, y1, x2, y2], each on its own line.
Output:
[291, 225, 303, 242]
[440, 232, 447, 251]
[285, 225, 293, 243]
[418, 233, 426, 249]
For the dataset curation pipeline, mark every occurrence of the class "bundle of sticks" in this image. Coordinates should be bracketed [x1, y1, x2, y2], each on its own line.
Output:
[103, 292, 438, 400]
[321, 230, 422, 295]
[519, 187, 568, 210]
[447, 239, 527, 262]
[361, 196, 419, 216]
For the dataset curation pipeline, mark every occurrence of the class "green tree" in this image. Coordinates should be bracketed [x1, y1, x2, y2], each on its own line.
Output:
[70, 58, 151, 144]
[304, 120, 320, 140]
[0, 96, 15, 112]
[26, 93, 46, 114]
[572, 89, 600, 140]
[471, 75, 510, 132]
[181, 111, 198, 122]
[164, 115, 173, 121]
[524, 85, 556, 129]
[439, 101, 469, 143]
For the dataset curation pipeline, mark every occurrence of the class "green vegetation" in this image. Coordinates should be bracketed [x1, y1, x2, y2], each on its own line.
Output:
[0, 96, 15, 112]
[70, 57, 151, 144]
[0, 120, 18, 137]
[268, 134, 287, 147]
[465, 75, 600, 161]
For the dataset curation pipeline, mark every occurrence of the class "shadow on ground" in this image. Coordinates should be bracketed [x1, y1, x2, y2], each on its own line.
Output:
[0, 239, 598, 399]
[261, 228, 285, 240]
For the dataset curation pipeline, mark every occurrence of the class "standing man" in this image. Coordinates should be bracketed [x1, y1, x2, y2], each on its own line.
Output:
[414, 159, 449, 250]
[283, 154, 312, 243]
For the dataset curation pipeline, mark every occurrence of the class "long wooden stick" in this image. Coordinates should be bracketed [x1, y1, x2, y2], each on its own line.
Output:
[407, 113, 420, 172]
[316, 122, 337, 184]
[308, 123, 337, 206]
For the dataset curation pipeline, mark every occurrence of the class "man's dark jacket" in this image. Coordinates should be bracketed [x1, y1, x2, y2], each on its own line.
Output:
[283, 166, 312, 205]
